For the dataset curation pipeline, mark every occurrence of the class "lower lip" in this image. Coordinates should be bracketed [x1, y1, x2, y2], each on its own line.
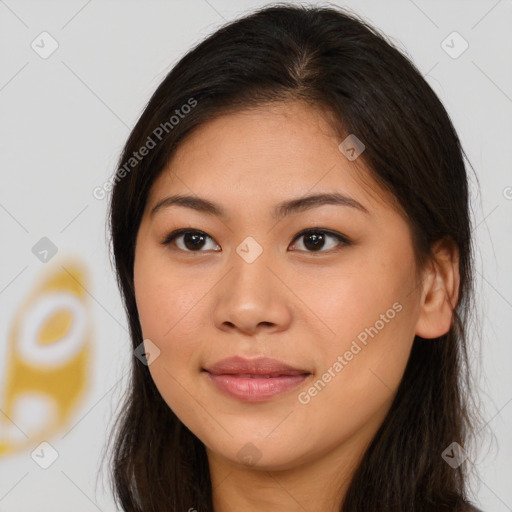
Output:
[205, 372, 310, 402]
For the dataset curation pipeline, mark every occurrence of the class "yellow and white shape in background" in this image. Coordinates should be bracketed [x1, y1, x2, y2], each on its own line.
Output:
[0, 261, 91, 457]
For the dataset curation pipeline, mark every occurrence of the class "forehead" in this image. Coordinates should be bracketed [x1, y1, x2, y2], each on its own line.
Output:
[147, 100, 400, 217]
[169, 100, 341, 175]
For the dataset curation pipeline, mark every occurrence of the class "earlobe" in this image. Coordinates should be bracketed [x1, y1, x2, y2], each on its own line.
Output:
[414, 237, 460, 339]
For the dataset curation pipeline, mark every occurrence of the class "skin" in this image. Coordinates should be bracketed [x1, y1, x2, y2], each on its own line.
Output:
[133, 100, 459, 512]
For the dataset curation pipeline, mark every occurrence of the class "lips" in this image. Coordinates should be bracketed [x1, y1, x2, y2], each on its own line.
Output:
[203, 356, 311, 402]
[203, 356, 310, 377]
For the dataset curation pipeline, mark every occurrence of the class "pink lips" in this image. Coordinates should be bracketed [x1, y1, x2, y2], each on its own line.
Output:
[203, 356, 311, 402]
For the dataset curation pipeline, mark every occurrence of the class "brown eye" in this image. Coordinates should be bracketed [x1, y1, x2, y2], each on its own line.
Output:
[290, 229, 350, 253]
[161, 229, 220, 252]
[161, 227, 350, 254]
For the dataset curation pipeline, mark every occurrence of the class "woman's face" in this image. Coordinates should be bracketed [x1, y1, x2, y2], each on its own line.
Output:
[134, 100, 428, 474]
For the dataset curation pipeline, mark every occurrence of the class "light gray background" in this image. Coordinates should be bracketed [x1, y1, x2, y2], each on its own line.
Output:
[0, 0, 511, 510]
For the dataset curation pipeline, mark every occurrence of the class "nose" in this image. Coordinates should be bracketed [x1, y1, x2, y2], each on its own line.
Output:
[211, 245, 293, 336]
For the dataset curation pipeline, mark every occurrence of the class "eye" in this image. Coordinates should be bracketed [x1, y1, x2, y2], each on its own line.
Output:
[161, 227, 350, 254]
[289, 228, 350, 253]
[161, 229, 220, 252]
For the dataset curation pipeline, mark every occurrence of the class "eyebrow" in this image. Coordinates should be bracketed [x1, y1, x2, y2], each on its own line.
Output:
[149, 192, 369, 219]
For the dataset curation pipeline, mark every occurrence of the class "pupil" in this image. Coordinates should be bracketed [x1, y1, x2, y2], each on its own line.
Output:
[185, 232, 206, 250]
[304, 232, 324, 251]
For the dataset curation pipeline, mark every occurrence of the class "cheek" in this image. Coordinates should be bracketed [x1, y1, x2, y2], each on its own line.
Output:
[301, 248, 417, 404]
[297, 301, 414, 451]
[297, 256, 408, 348]
[134, 248, 204, 342]
[134, 261, 208, 421]
[133, 251, 210, 409]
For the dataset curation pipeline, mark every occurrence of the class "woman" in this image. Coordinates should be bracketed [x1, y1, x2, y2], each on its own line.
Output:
[105, 3, 484, 511]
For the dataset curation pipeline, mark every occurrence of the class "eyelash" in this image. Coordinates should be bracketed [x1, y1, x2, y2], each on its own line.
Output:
[160, 227, 351, 254]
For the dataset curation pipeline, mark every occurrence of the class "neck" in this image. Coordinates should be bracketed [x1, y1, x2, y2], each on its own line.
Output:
[207, 434, 367, 512]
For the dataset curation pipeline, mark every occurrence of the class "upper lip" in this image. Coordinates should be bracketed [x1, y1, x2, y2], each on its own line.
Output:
[203, 356, 310, 376]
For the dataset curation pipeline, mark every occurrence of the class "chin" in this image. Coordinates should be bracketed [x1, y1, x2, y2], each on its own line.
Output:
[205, 434, 314, 472]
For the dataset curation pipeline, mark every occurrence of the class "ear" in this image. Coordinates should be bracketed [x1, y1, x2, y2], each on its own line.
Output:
[414, 237, 460, 339]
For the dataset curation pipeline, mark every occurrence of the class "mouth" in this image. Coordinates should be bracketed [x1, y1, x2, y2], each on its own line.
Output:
[202, 356, 312, 402]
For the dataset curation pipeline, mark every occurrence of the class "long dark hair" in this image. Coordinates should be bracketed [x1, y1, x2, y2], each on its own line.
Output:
[104, 3, 483, 510]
